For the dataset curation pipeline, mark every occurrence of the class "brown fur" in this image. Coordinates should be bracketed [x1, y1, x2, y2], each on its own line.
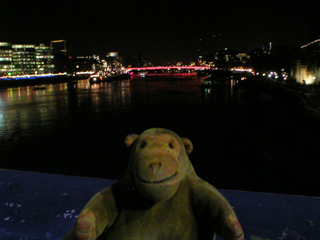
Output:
[62, 128, 244, 240]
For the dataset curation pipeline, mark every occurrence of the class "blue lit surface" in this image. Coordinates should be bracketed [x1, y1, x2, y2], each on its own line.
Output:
[0, 75, 56, 81]
[0, 169, 319, 239]
[12, 77, 36, 80]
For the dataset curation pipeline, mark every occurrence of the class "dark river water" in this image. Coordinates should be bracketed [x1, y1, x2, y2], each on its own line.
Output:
[0, 73, 319, 197]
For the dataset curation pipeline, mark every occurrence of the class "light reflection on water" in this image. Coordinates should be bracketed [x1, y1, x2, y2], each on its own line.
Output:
[5, 73, 312, 195]
[0, 74, 243, 157]
[0, 74, 212, 151]
[0, 73, 319, 196]
[0, 79, 133, 139]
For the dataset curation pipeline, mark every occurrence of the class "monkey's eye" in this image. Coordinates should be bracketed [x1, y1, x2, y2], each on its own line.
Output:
[169, 143, 174, 149]
[140, 141, 147, 148]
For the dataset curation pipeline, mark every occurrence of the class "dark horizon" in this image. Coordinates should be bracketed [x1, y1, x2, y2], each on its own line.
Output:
[1, 0, 319, 63]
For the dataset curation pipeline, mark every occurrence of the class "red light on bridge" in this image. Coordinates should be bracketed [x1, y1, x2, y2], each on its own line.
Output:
[126, 66, 211, 71]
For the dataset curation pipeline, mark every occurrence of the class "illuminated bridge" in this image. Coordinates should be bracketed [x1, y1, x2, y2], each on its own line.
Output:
[126, 66, 211, 71]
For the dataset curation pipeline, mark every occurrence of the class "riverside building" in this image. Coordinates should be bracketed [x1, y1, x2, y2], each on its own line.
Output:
[0, 42, 55, 76]
[293, 39, 320, 84]
[0, 42, 13, 76]
[35, 44, 55, 74]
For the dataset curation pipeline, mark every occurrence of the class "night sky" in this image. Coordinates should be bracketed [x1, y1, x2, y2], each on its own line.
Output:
[1, 0, 319, 64]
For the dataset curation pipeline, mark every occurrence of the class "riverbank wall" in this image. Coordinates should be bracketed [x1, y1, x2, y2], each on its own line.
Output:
[242, 76, 320, 125]
[0, 169, 319, 239]
[241, 76, 308, 106]
[0, 75, 85, 89]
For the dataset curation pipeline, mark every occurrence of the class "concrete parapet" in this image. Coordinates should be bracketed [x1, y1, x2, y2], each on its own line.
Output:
[0, 169, 319, 239]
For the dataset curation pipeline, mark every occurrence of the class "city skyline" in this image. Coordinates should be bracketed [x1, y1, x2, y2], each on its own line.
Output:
[1, 0, 318, 64]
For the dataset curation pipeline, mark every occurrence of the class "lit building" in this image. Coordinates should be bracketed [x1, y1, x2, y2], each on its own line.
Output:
[12, 44, 37, 75]
[236, 53, 250, 63]
[292, 39, 320, 84]
[50, 40, 70, 73]
[75, 55, 101, 72]
[105, 52, 125, 74]
[0, 42, 13, 76]
[50, 40, 67, 56]
[35, 44, 55, 73]
[213, 49, 251, 69]
[214, 49, 237, 69]
[0, 42, 55, 76]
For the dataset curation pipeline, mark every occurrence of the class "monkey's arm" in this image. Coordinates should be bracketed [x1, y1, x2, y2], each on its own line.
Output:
[192, 180, 244, 240]
[61, 185, 118, 240]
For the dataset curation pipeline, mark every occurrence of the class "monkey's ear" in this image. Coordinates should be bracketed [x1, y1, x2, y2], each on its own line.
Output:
[181, 138, 193, 154]
[125, 134, 139, 147]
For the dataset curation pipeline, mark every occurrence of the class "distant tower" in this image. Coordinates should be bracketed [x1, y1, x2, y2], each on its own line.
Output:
[50, 40, 67, 56]
[269, 42, 272, 52]
[50, 40, 68, 73]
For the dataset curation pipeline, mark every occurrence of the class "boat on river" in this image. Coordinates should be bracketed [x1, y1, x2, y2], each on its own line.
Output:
[89, 73, 130, 84]
[200, 75, 223, 88]
[200, 74, 233, 88]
